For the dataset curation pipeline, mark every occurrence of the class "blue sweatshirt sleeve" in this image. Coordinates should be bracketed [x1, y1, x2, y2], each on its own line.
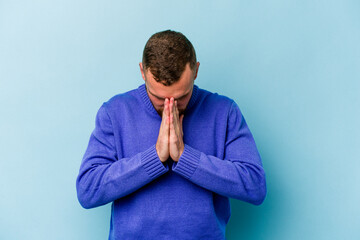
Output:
[76, 103, 169, 209]
[172, 101, 267, 205]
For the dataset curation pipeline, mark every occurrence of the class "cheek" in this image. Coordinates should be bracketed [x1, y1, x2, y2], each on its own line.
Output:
[177, 99, 189, 109]
[153, 101, 165, 111]
[149, 95, 163, 105]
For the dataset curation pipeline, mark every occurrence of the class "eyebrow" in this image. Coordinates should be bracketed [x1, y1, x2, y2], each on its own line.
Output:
[148, 88, 191, 101]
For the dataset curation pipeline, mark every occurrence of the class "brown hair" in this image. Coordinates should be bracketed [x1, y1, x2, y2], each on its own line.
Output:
[142, 29, 197, 86]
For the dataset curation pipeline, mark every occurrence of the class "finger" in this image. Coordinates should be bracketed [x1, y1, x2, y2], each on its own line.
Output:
[172, 98, 177, 126]
[172, 97, 175, 114]
[165, 98, 170, 126]
[175, 100, 179, 116]
[172, 100, 179, 134]
[169, 97, 173, 115]
[162, 98, 168, 125]
[180, 114, 184, 127]
[179, 114, 184, 136]
[169, 97, 174, 125]
[162, 98, 167, 118]
[169, 98, 176, 136]
[170, 111, 176, 139]
[171, 98, 181, 140]
[170, 108, 174, 135]
[174, 101, 180, 129]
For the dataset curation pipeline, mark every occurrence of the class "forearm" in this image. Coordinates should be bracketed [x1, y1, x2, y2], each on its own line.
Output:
[76, 144, 168, 209]
[172, 144, 266, 205]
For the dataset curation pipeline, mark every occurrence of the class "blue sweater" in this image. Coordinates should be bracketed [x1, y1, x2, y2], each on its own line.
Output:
[76, 83, 267, 240]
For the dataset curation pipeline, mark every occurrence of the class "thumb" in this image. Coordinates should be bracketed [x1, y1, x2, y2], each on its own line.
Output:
[180, 114, 184, 134]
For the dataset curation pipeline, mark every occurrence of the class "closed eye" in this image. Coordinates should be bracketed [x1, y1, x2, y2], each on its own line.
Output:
[147, 87, 190, 101]
[156, 94, 188, 101]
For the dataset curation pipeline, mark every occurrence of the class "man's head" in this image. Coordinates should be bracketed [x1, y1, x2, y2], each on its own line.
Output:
[139, 30, 200, 116]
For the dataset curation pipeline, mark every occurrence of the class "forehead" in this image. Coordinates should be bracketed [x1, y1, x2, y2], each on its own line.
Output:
[145, 64, 194, 99]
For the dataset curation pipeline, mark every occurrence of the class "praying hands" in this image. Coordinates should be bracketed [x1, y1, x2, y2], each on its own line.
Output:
[155, 97, 185, 162]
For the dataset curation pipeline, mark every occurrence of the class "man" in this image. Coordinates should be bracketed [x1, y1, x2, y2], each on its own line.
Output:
[76, 30, 267, 240]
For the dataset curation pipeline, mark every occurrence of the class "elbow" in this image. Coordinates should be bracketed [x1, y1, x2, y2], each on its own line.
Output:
[245, 164, 267, 206]
[76, 178, 101, 209]
[76, 185, 95, 209]
[232, 159, 268, 205]
[249, 170, 267, 206]
[232, 180, 267, 206]
[77, 193, 95, 209]
[76, 187, 105, 209]
[236, 169, 267, 206]
[249, 183, 267, 206]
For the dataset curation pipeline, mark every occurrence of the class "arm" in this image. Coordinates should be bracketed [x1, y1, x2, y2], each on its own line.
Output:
[76, 103, 169, 209]
[172, 101, 266, 205]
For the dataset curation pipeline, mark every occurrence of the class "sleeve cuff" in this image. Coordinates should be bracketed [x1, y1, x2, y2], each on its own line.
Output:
[172, 144, 201, 179]
[141, 144, 169, 179]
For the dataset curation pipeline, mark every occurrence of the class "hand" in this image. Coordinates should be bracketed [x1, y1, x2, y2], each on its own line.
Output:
[169, 97, 184, 162]
[156, 98, 170, 163]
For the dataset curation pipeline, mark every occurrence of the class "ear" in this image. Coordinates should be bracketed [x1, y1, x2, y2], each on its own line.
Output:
[193, 62, 200, 80]
[139, 62, 146, 81]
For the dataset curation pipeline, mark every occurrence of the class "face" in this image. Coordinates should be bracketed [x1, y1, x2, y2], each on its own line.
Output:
[140, 62, 200, 117]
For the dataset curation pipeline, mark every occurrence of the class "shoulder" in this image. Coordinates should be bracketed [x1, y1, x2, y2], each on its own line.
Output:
[196, 86, 245, 126]
[197, 86, 237, 112]
[101, 87, 140, 113]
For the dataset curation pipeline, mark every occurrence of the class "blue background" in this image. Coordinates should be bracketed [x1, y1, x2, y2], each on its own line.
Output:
[1, 0, 359, 239]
